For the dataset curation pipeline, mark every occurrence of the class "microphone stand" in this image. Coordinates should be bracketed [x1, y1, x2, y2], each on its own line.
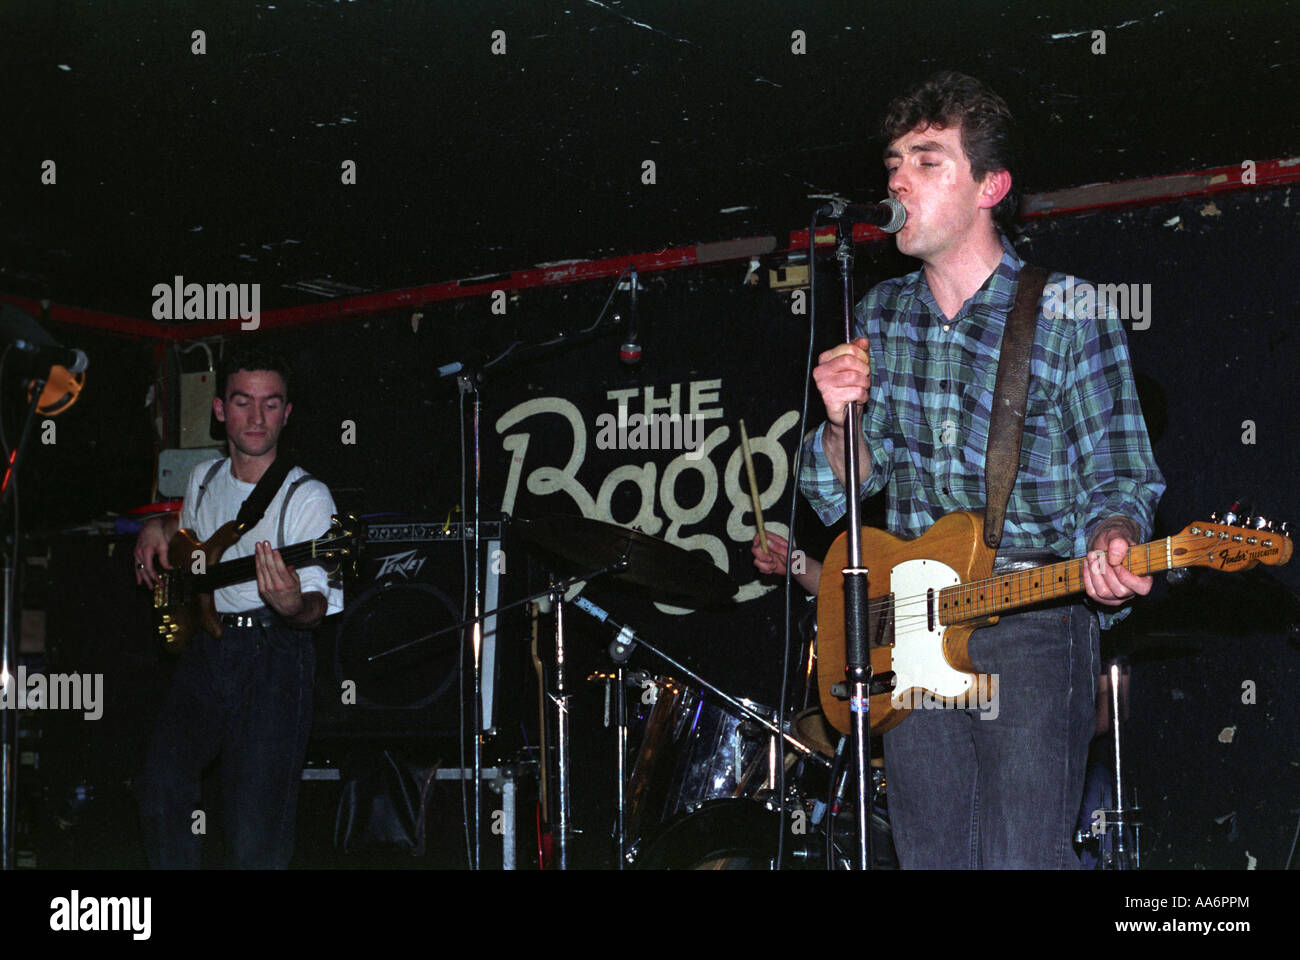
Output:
[1, 369, 49, 870]
[829, 216, 874, 871]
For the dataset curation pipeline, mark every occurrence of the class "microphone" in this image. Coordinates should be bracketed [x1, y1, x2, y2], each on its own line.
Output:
[572, 596, 641, 659]
[618, 268, 642, 366]
[436, 358, 474, 379]
[817, 198, 907, 233]
[435, 348, 494, 379]
[10, 340, 88, 374]
[0, 304, 89, 373]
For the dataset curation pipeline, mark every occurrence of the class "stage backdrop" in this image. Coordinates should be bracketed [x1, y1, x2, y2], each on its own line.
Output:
[24, 182, 1300, 868]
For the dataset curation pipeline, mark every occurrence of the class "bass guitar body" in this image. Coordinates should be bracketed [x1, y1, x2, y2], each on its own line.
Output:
[157, 521, 243, 649]
[154, 514, 359, 652]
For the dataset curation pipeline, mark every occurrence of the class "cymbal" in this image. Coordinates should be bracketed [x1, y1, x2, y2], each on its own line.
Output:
[515, 515, 737, 609]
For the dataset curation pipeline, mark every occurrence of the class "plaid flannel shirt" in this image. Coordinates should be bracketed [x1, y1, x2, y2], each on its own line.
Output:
[799, 236, 1165, 624]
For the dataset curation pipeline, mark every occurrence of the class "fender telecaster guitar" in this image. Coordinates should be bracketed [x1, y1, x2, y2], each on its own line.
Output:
[817, 511, 1293, 736]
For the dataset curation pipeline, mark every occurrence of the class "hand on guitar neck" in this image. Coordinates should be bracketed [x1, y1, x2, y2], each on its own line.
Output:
[1083, 517, 1153, 606]
[253, 540, 327, 629]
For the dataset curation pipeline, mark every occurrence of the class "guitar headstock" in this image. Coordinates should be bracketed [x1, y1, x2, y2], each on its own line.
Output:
[1173, 517, 1293, 572]
[316, 513, 364, 570]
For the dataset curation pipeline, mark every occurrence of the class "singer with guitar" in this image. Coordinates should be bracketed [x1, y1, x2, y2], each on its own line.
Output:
[799, 73, 1165, 868]
[132, 344, 344, 867]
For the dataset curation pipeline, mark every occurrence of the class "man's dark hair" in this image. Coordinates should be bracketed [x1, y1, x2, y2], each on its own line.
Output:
[881, 71, 1020, 232]
[217, 342, 293, 400]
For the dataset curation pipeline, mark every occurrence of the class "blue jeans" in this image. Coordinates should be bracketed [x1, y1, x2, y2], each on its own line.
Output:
[882, 603, 1098, 869]
[136, 622, 316, 868]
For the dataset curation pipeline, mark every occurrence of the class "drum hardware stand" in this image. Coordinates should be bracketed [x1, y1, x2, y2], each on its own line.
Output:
[615, 664, 628, 868]
[455, 371, 487, 869]
[548, 574, 574, 870]
[1101, 659, 1141, 868]
[578, 597, 830, 769]
[1075, 657, 1141, 868]
[827, 213, 874, 871]
[589, 665, 652, 867]
[576, 596, 831, 866]
[368, 550, 634, 870]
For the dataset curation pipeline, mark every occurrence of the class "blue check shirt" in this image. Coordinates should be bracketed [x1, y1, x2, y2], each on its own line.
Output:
[800, 235, 1165, 586]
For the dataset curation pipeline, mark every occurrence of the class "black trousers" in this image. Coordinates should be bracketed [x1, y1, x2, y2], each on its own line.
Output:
[136, 621, 315, 868]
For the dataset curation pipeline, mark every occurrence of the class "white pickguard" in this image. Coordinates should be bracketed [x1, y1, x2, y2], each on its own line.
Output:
[889, 558, 969, 705]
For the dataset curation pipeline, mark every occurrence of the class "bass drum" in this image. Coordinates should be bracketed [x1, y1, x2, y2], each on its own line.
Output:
[630, 799, 894, 870]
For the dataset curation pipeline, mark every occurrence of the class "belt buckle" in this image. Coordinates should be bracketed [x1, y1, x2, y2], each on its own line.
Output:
[222, 612, 266, 629]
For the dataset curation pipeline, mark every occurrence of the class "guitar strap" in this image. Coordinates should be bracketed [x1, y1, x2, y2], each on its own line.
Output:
[193, 458, 228, 514]
[276, 474, 315, 547]
[234, 456, 296, 536]
[983, 264, 1049, 549]
[194, 456, 302, 545]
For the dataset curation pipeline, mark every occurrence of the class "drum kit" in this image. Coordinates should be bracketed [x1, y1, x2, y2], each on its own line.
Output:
[509, 512, 897, 870]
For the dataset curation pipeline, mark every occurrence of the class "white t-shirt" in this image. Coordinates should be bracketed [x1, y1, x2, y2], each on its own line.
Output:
[179, 458, 346, 617]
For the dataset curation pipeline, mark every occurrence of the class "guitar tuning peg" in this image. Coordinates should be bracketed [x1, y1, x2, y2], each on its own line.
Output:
[1208, 511, 1219, 523]
[1280, 521, 1293, 539]
[1252, 515, 1269, 530]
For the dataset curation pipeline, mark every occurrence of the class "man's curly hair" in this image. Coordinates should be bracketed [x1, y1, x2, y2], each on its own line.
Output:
[881, 71, 1020, 232]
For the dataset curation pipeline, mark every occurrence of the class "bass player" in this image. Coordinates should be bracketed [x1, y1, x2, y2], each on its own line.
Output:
[132, 343, 343, 867]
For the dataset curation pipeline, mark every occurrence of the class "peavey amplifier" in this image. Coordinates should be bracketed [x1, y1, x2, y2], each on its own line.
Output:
[312, 518, 506, 740]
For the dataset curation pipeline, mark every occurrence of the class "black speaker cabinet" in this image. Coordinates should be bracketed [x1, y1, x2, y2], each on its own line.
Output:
[311, 519, 504, 741]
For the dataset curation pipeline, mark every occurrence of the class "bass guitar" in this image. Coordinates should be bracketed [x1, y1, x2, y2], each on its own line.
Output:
[817, 511, 1292, 736]
[153, 514, 361, 651]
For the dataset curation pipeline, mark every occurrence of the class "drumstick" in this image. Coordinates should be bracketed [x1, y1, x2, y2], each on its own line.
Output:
[738, 419, 768, 552]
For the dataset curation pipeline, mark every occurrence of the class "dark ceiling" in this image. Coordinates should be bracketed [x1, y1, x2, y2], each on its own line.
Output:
[3, 0, 1298, 321]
